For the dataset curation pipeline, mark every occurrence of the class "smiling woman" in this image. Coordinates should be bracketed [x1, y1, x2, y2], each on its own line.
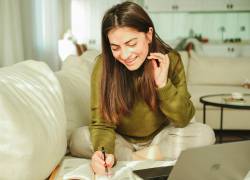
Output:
[69, 1, 216, 176]
[108, 27, 152, 71]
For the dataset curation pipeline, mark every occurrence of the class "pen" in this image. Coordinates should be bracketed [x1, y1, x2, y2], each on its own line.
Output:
[101, 146, 109, 176]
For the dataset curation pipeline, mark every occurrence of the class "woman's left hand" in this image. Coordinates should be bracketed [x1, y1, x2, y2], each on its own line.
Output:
[147, 53, 170, 88]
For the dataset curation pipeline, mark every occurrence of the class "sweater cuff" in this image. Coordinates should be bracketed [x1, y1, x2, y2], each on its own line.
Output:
[157, 79, 177, 100]
[97, 146, 114, 155]
[93, 138, 115, 154]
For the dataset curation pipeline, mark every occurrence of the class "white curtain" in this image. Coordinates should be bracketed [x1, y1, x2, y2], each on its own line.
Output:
[0, 0, 24, 67]
[0, 0, 71, 71]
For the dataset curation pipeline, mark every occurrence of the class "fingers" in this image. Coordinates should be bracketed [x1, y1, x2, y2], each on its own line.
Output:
[92, 151, 105, 165]
[106, 154, 115, 168]
[91, 151, 105, 175]
[147, 53, 169, 64]
[148, 52, 170, 88]
[91, 151, 115, 175]
[151, 59, 158, 70]
[91, 159, 106, 174]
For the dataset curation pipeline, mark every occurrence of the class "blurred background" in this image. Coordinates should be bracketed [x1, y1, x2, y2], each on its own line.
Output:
[0, 0, 250, 70]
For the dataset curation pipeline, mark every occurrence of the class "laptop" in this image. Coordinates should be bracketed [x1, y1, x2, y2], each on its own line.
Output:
[133, 140, 250, 180]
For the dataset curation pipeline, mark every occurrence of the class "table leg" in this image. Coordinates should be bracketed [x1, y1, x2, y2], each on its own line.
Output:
[203, 104, 206, 124]
[220, 107, 224, 143]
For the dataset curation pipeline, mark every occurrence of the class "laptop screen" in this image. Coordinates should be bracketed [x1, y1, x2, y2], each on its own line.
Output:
[168, 141, 250, 180]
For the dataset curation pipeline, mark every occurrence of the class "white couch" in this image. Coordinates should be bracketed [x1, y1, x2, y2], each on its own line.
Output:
[62, 49, 250, 131]
[180, 50, 250, 130]
[0, 61, 67, 180]
[0, 50, 100, 180]
[0, 49, 249, 179]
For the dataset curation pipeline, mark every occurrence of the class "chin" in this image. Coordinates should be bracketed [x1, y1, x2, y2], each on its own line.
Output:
[124, 59, 145, 71]
[125, 64, 141, 71]
[126, 67, 138, 71]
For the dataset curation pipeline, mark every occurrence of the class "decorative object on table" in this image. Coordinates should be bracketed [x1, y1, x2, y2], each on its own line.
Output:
[223, 92, 246, 104]
[231, 92, 243, 99]
[223, 97, 245, 104]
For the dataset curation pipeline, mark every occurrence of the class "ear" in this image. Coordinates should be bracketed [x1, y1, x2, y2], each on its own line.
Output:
[146, 27, 153, 43]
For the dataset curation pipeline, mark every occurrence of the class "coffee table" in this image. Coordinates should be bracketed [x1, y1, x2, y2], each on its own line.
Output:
[200, 93, 250, 143]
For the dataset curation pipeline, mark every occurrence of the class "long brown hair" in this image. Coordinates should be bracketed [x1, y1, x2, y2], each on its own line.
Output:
[100, 1, 172, 124]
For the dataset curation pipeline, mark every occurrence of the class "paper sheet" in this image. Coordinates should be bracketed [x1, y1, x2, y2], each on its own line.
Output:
[55, 157, 176, 180]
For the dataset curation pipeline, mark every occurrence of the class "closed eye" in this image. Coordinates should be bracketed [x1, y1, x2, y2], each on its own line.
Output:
[126, 39, 137, 47]
[127, 42, 137, 47]
[111, 45, 119, 51]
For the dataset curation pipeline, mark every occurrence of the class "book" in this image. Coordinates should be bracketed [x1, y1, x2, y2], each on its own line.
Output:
[54, 156, 176, 180]
[223, 97, 246, 105]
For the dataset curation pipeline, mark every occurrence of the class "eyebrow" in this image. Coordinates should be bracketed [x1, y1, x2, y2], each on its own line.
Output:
[110, 38, 137, 46]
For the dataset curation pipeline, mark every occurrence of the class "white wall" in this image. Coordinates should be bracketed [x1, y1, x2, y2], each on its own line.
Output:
[71, 0, 124, 50]
[149, 12, 250, 42]
[70, 0, 250, 50]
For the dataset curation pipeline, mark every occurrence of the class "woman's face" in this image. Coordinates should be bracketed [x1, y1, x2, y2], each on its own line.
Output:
[108, 27, 152, 71]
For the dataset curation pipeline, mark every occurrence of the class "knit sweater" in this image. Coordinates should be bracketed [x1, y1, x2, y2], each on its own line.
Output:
[89, 51, 195, 154]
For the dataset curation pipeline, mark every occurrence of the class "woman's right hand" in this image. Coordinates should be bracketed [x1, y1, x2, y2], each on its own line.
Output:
[91, 150, 115, 175]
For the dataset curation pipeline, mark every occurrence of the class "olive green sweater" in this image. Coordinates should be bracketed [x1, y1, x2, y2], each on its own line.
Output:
[89, 51, 195, 154]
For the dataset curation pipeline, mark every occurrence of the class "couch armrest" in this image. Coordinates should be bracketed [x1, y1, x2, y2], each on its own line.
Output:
[0, 60, 67, 180]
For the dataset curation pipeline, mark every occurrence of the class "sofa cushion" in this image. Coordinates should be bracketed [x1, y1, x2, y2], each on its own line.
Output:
[56, 50, 100, 140]
[62, 49, 99, 75]
[188, 85, 250, 109]
[56, 68, 91, 140]
[0, 60, 67, 180]
[187, 51, 250, 85]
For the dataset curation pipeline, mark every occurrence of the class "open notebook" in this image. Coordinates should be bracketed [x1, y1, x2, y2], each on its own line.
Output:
[54, 157, 176, 180]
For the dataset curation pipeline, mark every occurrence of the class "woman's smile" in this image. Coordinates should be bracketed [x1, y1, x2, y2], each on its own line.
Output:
[124, 56, 137, 66]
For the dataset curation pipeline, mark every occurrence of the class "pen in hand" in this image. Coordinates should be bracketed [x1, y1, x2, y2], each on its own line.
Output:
[101, 147, 109, 176]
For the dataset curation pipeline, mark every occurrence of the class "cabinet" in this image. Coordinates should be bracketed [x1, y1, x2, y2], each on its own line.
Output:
[199, 43, 250, 58]
[144, 0, 203, 12]
[203, 0, 250, 12]
[144, 0, 250, 12]
[200, 43, 240, 58]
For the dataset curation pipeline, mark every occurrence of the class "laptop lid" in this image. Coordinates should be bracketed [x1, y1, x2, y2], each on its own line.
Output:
[168, 140, 250, 180]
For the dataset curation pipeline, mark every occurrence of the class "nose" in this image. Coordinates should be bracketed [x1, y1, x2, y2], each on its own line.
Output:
[120, 47, 131, 60]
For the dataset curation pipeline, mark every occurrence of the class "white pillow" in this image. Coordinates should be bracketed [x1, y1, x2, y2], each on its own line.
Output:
[187, 51, 250, 85]
[0, 60, 67, 180]
[56, 68, 91, 140]
[62, 49, 100, 75]
[56, 50, 99, 140]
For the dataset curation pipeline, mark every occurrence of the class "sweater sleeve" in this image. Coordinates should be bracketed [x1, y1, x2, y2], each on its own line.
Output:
[156, 51, 195, 128]
[89, 56, 116, 154]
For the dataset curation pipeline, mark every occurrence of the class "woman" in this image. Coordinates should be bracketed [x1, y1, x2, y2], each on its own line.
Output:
[70, 1, 215, 175]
